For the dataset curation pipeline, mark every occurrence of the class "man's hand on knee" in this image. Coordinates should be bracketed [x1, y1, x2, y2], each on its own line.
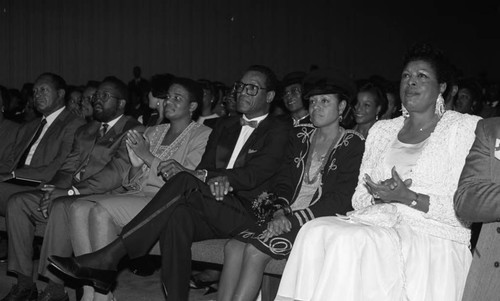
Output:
[207, 176, 233, 201]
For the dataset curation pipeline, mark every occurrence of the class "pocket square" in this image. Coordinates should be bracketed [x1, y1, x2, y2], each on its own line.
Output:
[248, 149, 258, 154]
[495, 138, 500, 160]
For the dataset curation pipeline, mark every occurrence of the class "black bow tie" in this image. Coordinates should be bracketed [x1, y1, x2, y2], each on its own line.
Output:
[240, 118, 258, 128]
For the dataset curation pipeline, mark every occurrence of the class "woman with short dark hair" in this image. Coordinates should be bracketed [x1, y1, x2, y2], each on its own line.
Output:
[276, 43, 480, 301]
[217, 70, 365, 301]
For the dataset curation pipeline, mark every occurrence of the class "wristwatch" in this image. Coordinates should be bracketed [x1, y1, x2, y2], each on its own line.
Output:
[409, 192, 419, 207]
[67, 188, 75, 196]
[195, 169, 208, 182]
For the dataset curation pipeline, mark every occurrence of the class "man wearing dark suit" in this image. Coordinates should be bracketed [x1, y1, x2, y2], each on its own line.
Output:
[49, 65, 291, 301]
[455, 117, 500, 301]
[0, 73, 86, 216]
[2, 77, 143, 301]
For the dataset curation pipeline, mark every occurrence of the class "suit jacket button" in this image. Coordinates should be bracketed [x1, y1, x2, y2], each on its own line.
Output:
[497, 227, 500, 234]
[495, 262, 500, 268]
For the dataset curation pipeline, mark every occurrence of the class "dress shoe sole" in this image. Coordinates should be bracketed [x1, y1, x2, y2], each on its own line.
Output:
[48, 257, 115, 293]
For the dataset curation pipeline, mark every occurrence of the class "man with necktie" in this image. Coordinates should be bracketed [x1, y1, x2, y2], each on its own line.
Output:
[0, 73, 85, 216]
[1, 76, 143, 301]
[49, 65, 292, 301]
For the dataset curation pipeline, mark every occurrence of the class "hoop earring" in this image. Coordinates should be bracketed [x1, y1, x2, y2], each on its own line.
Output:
[376, 115, 379, 121]
[401, 105, 409, 118]
[435, 93, 445, 117]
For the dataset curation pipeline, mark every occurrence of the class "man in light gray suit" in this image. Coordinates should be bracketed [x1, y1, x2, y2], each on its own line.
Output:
[455, 117, 500, 301]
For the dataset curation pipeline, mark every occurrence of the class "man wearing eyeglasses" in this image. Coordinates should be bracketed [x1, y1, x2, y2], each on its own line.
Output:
[48, 65, 292, 301]
[2, 76, 143, 301]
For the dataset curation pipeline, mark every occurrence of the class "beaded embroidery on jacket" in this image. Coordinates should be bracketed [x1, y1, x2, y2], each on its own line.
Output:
[351, 111, 480, 244]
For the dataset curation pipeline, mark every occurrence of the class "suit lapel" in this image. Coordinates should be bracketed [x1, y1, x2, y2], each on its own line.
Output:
[73, 121, 100, 178]
[216, 118, 242, 169]
[37, 110, 69, 148]
[233, 116, 271, 168]
[97, 115, 129, 146]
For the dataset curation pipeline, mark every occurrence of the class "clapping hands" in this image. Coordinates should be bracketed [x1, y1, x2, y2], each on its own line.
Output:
[364, 166, 413, 204]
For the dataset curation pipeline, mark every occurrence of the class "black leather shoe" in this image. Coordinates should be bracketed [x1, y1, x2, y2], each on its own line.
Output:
[128, 255, 158, 277]
[36, 291, 68, 301]
[48, 256, 117, 293]
[0, 284, 38, 301]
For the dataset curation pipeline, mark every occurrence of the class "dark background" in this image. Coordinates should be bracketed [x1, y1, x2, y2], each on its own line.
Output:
[1, 0, 499, 88]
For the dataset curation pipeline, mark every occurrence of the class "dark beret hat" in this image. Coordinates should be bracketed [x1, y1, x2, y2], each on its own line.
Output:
[303, 69, 356, 101]
[281, 71, 307, 88]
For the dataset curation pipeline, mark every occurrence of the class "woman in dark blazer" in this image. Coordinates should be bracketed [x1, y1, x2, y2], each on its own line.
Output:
[217, 70, 365, 301]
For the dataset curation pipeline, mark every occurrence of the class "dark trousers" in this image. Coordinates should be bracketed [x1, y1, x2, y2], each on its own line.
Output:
[120, 172, 255, 301]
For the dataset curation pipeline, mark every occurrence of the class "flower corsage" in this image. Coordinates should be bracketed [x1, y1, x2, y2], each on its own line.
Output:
[252, 192, 291, 225]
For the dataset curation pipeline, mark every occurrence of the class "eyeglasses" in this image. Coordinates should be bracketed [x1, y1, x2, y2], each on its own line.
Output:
[91, 91, 119, 103]
[233, 81, 267, 96]
[283, 87, 302, 98]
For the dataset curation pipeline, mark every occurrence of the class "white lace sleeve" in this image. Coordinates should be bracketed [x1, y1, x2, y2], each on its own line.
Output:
[423, 114, 480, 226]
[352, 123, 385, 210]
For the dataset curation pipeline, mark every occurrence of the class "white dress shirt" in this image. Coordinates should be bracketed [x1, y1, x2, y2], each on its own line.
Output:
[226, 114, 268, 169]
[25, 106, 65, 165]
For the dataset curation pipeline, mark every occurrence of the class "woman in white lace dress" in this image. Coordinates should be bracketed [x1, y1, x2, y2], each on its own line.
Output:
[67, 77, 211, 301]
[276, 44, 480, 301]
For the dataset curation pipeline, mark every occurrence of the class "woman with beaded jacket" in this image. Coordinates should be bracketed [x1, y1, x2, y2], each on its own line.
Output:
[217, 70, 365, 301]
[275, 43, 481, 301]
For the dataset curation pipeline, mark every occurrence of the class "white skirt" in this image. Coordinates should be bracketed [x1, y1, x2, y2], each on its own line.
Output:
[275, 216, 472, 301]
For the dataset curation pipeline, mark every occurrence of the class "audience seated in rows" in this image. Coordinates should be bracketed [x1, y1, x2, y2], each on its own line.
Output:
[48, 65, 292, 300]
[66, 77, 211, 301]
[275, 43, 481, 301]
[218, 69, 365, 301]
[0, 47, 500, 301]
[2, 76, 143, 301]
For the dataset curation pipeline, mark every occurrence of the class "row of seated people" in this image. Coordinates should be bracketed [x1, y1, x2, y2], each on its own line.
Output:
[0, 42, 498, 301]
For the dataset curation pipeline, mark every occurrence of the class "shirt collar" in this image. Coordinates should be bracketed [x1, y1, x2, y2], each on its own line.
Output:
[242, 113, 268, 125]
[44, 106, 65, 125]
[103, 114, 123, 129]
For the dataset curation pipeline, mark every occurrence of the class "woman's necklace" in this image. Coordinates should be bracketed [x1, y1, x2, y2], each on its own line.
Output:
[304, 128, 344, 185]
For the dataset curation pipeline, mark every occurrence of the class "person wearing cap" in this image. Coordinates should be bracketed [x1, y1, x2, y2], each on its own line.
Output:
[46, 65, 291, 301]
[280, 71, 311, 126]
[217, 69, 365, 301]
[275, 43, 479, 301]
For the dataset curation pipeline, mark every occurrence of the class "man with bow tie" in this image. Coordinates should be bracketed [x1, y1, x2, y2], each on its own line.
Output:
[49, 65, 291, 301]
[2, 76, 143, 301]
[455, 117, 500, 301]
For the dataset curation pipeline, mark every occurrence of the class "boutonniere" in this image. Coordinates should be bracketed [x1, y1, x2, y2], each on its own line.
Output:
[248, 148, 258, 154]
